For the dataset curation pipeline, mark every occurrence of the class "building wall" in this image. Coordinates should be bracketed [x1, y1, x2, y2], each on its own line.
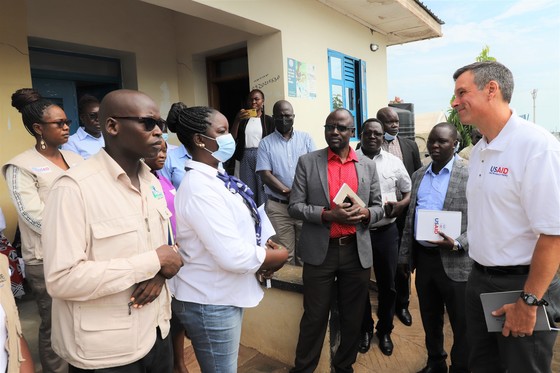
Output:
[0, 0, 390, 238]
[191, 0, 389, 145]
[0, 0, 35, 241]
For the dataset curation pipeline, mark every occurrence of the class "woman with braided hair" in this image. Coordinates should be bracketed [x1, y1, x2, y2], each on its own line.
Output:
[2, 88, 82, 373]
[169, 104, 288, 372]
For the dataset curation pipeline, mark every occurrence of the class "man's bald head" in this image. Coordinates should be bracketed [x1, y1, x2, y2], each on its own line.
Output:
[273, 100, 293, 114]
[376, 107, 399, 136]
[99, 89, 162, 159]
[99, 90, 156, 129]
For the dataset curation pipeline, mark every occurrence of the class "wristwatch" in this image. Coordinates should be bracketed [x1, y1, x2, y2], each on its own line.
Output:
[452, 240, 462, 251]
[520, 291, 549, 307]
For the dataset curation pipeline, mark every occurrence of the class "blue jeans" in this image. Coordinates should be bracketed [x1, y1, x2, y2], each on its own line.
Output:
[171, 299, 243, 373]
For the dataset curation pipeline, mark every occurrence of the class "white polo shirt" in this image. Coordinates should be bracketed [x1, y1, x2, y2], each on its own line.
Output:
[467, 111, 560, 266]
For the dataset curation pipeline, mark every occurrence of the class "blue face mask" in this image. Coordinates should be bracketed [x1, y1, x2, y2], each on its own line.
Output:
[162, 133, 169, 142]
[200, 133, 236, 162]
[384, 132, 398, 141]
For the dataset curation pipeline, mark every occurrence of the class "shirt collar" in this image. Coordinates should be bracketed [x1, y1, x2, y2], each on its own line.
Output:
[425, 154, 456, 176]
[273, 129, 294, 140]
[482, 109, 519, 152]
[96, 148, 152, 184]
[184, 159, 221, 178]
[328, 147, 359, 163]
[373, 149, 387, 160]
[177, 144, 192, 159]
[77, 127, 101, 141]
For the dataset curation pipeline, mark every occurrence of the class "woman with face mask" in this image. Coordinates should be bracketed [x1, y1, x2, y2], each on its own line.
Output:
[168, 105, 288, 372]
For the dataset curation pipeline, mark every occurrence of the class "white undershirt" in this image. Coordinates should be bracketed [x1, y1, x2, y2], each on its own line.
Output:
[244, 117, 263, 148]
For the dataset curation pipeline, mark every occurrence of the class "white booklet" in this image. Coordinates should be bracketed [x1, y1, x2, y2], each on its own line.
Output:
[480, 290, 557, 332]
[415, 209, 461, 241]
[332, 183, 365, 207]
[258, 204, 276, 244]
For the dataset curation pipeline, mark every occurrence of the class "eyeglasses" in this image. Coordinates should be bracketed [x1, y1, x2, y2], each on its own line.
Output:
[324, 124, 354, 133]
[87, 112, 99, 120]
[39, 119, 72, 127]
[361, 130, 383, 138]
[111, 116, 165, 132]
[273, 114, 295, 120]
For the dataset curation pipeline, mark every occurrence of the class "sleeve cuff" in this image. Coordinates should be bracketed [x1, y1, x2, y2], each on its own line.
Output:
[129, 251, 162, 283]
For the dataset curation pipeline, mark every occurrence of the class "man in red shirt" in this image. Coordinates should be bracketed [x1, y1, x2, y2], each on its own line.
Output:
[289, 108, 384, 373]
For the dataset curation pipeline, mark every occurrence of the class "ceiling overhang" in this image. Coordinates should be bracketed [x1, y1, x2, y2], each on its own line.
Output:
[140, 0, 443, 46]
[316, 0, 444, 46]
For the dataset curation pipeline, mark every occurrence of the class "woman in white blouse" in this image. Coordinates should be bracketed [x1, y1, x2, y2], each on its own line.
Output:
[168, 105, 288, 372]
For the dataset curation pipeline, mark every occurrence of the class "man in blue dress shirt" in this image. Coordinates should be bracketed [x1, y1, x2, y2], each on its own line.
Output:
[256, 100, 315, 265]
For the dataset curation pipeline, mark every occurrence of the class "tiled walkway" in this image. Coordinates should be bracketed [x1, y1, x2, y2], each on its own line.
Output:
[19, 276, 560, 372]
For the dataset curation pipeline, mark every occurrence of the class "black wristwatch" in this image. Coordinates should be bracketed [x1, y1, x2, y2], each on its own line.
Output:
[520, 291, 549, 307]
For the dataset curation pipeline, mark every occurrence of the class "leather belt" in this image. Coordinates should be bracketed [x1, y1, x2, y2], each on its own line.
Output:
[474, 261, 530, 276]
[267, 195, 289, 205]
[330, 234, 357, 246]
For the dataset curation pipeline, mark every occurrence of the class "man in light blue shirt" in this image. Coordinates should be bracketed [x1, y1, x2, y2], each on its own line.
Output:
[399, 123, 471, 373]
[62, 95, 104, 159]
[161, 144, 191, 189]
[256, 100, 315, 265]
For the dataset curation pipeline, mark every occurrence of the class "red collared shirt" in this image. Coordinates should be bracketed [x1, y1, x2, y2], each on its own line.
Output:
[327, 147, 359, 238]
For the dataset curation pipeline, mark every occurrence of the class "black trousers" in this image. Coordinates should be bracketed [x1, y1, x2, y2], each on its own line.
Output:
[291, 240, 370, 373]
[69, 327, 173, 373]
[415, 245, 468, 373]
[362, 223, 398, 335]
[395, 212, 411, 310]
[466, 265, 559, 373]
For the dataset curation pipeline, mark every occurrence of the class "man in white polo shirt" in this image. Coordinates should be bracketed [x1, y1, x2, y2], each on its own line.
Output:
[452, 61, 560, 373]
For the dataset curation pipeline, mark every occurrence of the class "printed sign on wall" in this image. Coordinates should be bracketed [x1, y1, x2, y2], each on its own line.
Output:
[287, 58, 316, 100]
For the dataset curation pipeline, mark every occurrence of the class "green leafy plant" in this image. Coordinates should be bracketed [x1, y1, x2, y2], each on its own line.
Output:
[447, 46, 496, 149]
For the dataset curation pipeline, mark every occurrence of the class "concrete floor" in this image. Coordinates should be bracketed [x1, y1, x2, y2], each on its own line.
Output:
[17, 277, 560, 372]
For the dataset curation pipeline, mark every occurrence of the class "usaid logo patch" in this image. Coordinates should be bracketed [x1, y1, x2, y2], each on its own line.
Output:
[489, 165, 509, 177]
[433, 218, 447, 234]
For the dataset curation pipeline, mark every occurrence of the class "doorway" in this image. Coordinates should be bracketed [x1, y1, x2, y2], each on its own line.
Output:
[206, 48, 250, 126]
[29, 47, 121, 134]
[206, 48, 250, 174]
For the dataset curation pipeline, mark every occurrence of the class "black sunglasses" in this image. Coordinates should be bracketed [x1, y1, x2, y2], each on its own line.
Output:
[111, 116, 165, 132]
[87, 112, 99, 120]
[324, 124, 354, 133]
[39, 119, 72, 127]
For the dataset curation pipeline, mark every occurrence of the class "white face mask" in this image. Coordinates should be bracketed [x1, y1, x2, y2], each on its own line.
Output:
[384, 132, 398, 141]
[199, 133, 236, 162]
[162, 133, 169, 142]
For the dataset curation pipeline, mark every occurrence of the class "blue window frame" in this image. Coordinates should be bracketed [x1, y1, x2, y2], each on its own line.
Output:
[328, 50, 368, 138]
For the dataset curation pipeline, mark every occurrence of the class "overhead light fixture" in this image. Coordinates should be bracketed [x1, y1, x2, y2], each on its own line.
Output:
[370, 43, 379, 52]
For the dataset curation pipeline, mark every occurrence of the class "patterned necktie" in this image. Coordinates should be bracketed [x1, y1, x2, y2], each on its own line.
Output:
[216, 171, 262, 246]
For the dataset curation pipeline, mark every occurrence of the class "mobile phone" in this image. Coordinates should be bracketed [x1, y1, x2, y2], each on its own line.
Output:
[384, 203, 393, 217]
